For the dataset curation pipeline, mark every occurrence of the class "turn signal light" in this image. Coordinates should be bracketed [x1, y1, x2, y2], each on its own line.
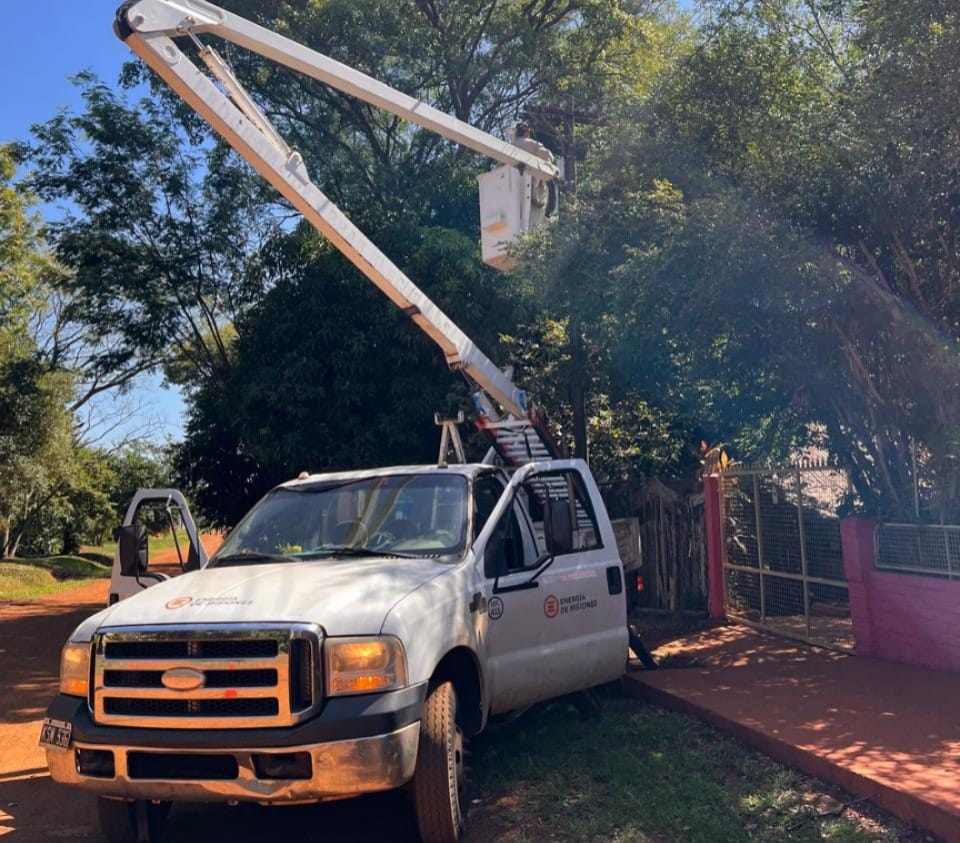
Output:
[330, 673, 392, 695]
[60, 642, 91, 698]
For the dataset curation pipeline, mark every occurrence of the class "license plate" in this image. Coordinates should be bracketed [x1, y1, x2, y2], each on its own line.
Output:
[39, 717, 72, 749]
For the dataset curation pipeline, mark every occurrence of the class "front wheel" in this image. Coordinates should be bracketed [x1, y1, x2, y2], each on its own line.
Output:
[96, 797, 171, 843]
[412, 681, 466, 843]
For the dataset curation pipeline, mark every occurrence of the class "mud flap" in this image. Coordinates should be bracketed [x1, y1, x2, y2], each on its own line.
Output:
[628, 625, 659, 670]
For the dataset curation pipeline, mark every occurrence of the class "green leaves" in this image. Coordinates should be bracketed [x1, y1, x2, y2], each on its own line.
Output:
[177, 222, 530, 523]
[31, 0, 958, 519]
[26, 75, 281, 394]
[504, 0, 960, 510]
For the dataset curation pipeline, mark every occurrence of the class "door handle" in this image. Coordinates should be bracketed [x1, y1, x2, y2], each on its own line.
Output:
[606, 566, 623, 595]
[493, 579, 539, 595]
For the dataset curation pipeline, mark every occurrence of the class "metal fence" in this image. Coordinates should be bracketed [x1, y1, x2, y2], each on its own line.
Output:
[876, 522, 960, 578]
[719, 464, 853, 652]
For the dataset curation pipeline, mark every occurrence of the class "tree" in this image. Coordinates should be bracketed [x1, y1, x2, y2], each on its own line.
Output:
[178, 222, 532, 524]
[105, 445, 173, 510]
[649, 0, 960, 510]
[0, 145, 80, 556]
[507, 0, 960, 513]
[194, 0, 651, 223]
[24, 0, 660, 521]
[513, 139, 812, 479]
[25, 73, 283, 400]
[0, 145, 49, 360]
[0, 355, 77, 557]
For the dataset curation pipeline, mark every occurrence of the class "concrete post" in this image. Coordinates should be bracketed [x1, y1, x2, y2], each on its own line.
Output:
[840, 516, 878, 655]
[704, 475, 726, 620]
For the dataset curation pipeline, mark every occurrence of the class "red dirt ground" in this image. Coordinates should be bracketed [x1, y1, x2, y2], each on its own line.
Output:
[625, 625, 960, 843]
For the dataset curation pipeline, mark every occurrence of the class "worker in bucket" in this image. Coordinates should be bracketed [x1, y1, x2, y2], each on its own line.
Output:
[513, 122, 557, 213]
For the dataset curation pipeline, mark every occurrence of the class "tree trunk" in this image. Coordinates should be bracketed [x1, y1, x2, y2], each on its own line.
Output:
[569, 328, 589, 463]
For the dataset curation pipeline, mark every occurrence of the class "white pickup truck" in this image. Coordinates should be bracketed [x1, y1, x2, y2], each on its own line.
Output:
[42, 459, 628, 843]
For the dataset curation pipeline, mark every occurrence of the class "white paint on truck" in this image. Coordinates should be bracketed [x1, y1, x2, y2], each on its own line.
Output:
[43, 461, 627, 843]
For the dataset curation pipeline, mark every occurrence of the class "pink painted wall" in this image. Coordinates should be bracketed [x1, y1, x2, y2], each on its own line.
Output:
[841, 516, 960, 673]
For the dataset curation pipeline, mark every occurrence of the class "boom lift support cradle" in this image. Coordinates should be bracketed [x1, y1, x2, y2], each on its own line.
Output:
[115, 0, 562, 465]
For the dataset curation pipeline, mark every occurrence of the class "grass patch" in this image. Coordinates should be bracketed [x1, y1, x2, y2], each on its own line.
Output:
[82, 528, 194, 562]
[18, 555, 111, 579]
[80, 540, 116, 558]
[77, 550, 113, 566]
[146, 528, 194, 557]
[0, 555, 110, 600]
[0, 561, 107, 601]
[469, 693, 906, 843]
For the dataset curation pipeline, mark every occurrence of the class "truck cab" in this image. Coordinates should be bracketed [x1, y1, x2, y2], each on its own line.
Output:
[42, 460, 627, 843]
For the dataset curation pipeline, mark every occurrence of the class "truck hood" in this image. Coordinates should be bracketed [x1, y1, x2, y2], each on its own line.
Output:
[78, 557, 450, 639]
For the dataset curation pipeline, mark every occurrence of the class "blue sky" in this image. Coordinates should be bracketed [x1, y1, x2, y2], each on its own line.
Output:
[1, 3, 132, 142]
[3, 2, 187, 445]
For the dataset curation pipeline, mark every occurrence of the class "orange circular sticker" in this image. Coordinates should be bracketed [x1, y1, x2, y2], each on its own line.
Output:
[165, 596, 194, 610]
[544, 594, 559, 619]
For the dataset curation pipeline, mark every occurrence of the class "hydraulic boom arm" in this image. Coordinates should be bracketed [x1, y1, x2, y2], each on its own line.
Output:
[117, 0, 559, 181]
[115, 0, 561, 457]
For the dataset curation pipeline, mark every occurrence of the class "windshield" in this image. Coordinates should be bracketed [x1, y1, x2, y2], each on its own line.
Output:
[212, 473, 470, 564]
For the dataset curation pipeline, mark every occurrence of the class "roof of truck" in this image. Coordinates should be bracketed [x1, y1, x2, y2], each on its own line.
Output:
[278, 463, 495, 490]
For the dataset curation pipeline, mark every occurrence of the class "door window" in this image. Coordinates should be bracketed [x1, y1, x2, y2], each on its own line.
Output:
[129, 500, 199, 572]
[519, 469, 603, 555]
[486, 495, 540, 573]
[474, 473, 506, 539]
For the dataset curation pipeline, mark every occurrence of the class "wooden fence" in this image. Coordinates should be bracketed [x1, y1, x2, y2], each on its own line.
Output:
[603, 478, 707, 611]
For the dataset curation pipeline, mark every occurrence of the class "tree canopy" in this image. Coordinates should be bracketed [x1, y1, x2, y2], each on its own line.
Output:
[11, 0, 960, 530]
[0, 145, 102, 556]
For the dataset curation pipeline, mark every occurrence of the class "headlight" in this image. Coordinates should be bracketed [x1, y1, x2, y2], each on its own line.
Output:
[60, 641, 91, 698]
[324, 636, 407, 696]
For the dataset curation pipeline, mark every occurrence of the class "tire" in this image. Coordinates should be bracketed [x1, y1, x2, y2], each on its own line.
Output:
[96, 797, 171, 843]
[412, 681, 467, 843]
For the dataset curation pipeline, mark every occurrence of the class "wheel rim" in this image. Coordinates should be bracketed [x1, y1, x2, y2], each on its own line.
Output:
[454, 724, 464, 785]
[453, 721, 465, 818]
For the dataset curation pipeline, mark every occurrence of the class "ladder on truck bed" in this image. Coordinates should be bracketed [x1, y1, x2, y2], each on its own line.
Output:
[473, 393, 593, 533]
[115, 0, 563, 462]
[473, 393, 561, 467]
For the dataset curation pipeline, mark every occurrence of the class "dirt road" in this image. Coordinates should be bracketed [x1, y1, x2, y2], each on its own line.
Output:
[0, 585, 107, 840]
[0, 538, 442, 842]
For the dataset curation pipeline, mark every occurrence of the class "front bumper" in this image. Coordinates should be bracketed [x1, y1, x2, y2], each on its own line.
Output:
[44, 684, 425, 804]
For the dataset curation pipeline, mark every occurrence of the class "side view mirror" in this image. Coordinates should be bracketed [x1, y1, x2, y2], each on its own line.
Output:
[545, 499, 574, 554]
[117, 524, 148, 576]
[186, 541, 202, 572]
[483, 532, 508, 579]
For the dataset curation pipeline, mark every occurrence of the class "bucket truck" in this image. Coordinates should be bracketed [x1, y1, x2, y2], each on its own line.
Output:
[41, 4, 629, 842]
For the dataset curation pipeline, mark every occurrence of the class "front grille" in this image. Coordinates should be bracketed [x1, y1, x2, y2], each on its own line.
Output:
[105, 639, 278, 660]
[92, 625, 321, 729]
[104, 668, 278, 688]
[128, 752, 238, 780]
[104, 698, 279, 717]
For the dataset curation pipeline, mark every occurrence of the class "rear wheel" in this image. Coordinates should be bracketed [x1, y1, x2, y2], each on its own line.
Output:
[96, 797, 171, 843]
[412, 681, 466, 843]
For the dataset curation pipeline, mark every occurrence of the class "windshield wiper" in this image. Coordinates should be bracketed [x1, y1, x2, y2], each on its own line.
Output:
[212, 551, 296, 567]
[304, 546, 417, 559]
